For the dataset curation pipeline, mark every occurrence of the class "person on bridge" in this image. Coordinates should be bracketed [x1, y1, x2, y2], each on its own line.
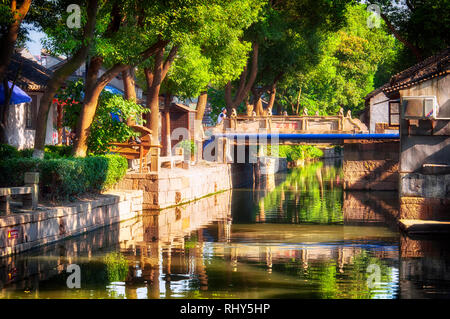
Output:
[217, 108, 227, 124]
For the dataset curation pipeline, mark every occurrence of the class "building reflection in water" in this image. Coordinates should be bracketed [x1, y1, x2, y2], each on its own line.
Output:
[399, 234, 450, 299]
[2, 161, 450, 299]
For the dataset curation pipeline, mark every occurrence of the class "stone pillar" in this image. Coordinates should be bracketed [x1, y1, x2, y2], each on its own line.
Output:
[23, 172, 39, 210]
[216, 137, 229, 163]
[150, 147, 160, 172]
[0, 193, 10, 215]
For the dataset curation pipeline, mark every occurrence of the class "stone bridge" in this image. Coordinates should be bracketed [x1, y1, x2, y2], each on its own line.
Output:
[211, 113, 369, 134]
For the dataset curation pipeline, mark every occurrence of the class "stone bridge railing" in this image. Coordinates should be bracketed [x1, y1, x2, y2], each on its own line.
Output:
[213, 112, 368, 134]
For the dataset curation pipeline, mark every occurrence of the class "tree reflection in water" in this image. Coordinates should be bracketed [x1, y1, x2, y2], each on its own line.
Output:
[0, 161, 404, 299]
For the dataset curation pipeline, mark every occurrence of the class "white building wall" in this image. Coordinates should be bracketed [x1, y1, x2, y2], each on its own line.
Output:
[401, 75, 450, 118]
[369, 91, 390, 133]
[5, 92, 56, 150]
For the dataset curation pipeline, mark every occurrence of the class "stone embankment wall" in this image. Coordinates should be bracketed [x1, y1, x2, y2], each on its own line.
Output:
[342, 191, 399, 223]
[115, 163, 253, 210]
[0, 190, 143, 257]
[343, 140, 399, 191]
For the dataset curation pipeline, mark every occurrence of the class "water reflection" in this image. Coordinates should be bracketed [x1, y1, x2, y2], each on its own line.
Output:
[252, 161, 344, 224]
[399, 234, 450, 298]
[0, 161, 449, 298]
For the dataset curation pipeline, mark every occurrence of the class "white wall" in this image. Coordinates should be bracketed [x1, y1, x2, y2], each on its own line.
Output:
[5, 92, 56, 150]
[369, 91, 390, 133]
[401, 75, 450, 118]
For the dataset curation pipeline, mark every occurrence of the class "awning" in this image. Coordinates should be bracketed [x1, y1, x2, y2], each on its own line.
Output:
[0, 81, 32, 105]
[104, 85, 124, 95]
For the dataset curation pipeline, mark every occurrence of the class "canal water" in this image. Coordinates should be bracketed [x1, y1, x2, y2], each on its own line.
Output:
[1, 160, 450, 299]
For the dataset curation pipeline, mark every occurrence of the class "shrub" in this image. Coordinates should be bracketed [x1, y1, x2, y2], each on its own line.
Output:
[44, 145, 73, 159]
[0, 154, 127, 200]
[265, 144, 324, 162]
[177, 139, 197, 155]
[0, 143, 20, 159]
[0, 158, 41, 186]
[18, 148, 34, 158]
[0, 144, 73, 159]
[59, 80, 150, 155]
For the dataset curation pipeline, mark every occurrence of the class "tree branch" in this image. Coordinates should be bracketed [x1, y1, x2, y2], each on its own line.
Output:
[380, 12, 422, 61]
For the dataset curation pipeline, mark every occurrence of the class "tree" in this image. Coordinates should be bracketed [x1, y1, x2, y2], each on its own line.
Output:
[31, 0, 99, 158]
[277, 4, 399, 116]
[0, 0, 31, 83]
[224, 0, 350, 115]
[366, 0, 450, 65]
[0, 0, 32, 143]
[162, 0, 260, 122]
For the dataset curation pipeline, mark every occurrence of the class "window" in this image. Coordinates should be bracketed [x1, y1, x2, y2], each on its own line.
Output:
[389, 100, 400, 127]
[25, 95, 37, 129]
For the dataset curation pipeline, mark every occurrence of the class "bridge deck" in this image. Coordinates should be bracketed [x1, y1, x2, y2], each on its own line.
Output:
[211, 133, 400, 140]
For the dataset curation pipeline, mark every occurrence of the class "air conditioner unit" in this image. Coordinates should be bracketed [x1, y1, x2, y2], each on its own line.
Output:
[401, 96, 449, 120]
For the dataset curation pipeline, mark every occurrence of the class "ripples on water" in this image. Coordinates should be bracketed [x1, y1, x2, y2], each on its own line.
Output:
[1, 160, 450, 299]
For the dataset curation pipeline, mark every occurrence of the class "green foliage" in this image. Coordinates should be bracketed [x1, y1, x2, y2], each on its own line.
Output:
[87, 92, 149, 155]
[1, 144, 74, 160]
[0, 154, 127, 200]
[0, 143, 20, 159]
[58, 79, 85, 131]
[277, 3, 400, 116]
[177, 139, 197, 156]
[264, 145, 324, 162]
[369, 0, 450, 65]
[0, 2, 13, 30]
[104, 252, 129, 282]
[207, 87, 246, 122]
[57, 80, 149, 155]
[44, 145, 73, 159]
[0, 157, 41, 186]
[158, 0, 262, 100]
[259, 161, 343, 224]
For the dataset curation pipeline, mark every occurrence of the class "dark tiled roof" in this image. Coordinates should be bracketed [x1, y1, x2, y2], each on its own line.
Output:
[383, 47, 450, 93]
[7, 52, 53, 92]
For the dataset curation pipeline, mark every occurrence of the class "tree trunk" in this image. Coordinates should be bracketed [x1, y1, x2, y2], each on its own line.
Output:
[145, 46, 178, 145]
[224, 42, 259, 111]
[164, 93, 172, 156]
[295, 87, 301, 115]
[146, 49, 164, 145]
[33, 0, 99, 158]
[251, 86, 263, 116]
[195, 91, 208, 122]
[122, 67, 136, 125]
[71, 41, 169, 157]
[267, 85, 276, 110]
[0, 0, 32, 144]
[255, 98, 263, 116]
[72, 56, 104, 157]
[0, 0, 32, 84]
[380, 13, 422, 62]
[57, 102, 63, 144]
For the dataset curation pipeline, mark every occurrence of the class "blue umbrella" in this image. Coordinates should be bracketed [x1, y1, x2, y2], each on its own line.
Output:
[0, 81, 32, 105]
[104, 85, 124, 96]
